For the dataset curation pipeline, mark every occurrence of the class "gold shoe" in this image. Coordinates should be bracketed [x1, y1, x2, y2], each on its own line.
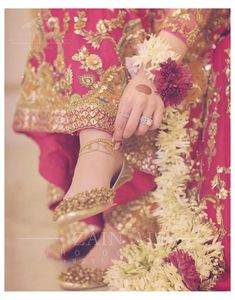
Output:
[58, 262, 107, 290]
[46, 221, 101, 260]
[53, 138, 134, 225]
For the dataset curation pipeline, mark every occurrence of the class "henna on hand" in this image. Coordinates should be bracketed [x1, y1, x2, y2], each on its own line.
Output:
[135, 84, 152, 95]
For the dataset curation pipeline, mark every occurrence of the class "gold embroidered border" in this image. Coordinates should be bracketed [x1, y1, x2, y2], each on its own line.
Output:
[13, 63, 127, 135]
[13, 104, 118, 135]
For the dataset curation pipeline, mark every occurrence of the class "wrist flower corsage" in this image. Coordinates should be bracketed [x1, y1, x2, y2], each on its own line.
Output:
[151, 58, 192, 105]
[125, 34, 192, 105]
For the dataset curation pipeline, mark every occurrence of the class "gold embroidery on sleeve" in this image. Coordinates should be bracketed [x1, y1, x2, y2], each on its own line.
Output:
[160, 9, 211, 47]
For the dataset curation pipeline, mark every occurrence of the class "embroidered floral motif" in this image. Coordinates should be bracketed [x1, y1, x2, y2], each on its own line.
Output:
[14, 9, 129, 135]
[72, 47, 103, 70]
[78, 74, 96, 87]
[202, 166, 230, 238]
[224, 48, 230, 115]
[197, 57, 223, 171]
[73, 10, 127, 49]
[205, 89, 220, 169]
[73, 11, 87, 34]
[96, 19, 109, 34]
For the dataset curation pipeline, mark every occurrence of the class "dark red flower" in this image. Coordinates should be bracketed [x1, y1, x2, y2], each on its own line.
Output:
[164, 249, 201, 290]
[152, 58, 192, 105]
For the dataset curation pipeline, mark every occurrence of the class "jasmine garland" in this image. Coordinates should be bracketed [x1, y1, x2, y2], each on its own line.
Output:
[104, 107, 224, 291]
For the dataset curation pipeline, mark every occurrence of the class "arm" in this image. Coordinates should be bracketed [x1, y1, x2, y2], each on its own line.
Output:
[134, 9, 212, 77]
[137, 30, 187, 79]
[112, 9, 211, 148]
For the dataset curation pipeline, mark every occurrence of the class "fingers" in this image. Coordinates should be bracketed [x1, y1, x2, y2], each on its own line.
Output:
[149, 98, 164, 130]
[135, 98, 156, 135]
[112, 92, 165, 150]
[112, 97, 132, 147]
[123, 105, 142, 139]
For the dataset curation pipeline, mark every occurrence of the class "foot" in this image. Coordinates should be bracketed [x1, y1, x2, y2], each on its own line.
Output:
[46, 221, 101, 260]
[65, 135, 123, 199]
[80, 223, 126, 270]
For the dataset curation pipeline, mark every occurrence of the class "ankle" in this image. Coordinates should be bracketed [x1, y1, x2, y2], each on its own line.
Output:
[77, 148, 123, 178]
[79, 129, 112, 146]
[78, 130, 124, 168]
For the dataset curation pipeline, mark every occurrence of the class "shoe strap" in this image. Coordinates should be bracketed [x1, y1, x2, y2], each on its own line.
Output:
[79, 138, 117, 156]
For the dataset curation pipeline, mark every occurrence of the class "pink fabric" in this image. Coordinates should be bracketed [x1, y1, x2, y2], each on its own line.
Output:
[41, 9, 150, 97]
[185, 32, 230, 290]
[202, 33, 230, 291]
[14, 9, 230, 290]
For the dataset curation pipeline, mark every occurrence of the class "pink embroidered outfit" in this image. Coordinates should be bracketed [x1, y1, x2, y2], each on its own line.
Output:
[13, 9, 230, 290]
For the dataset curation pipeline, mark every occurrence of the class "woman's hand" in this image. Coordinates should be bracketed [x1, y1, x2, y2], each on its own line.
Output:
[112, 68, 164, 149]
